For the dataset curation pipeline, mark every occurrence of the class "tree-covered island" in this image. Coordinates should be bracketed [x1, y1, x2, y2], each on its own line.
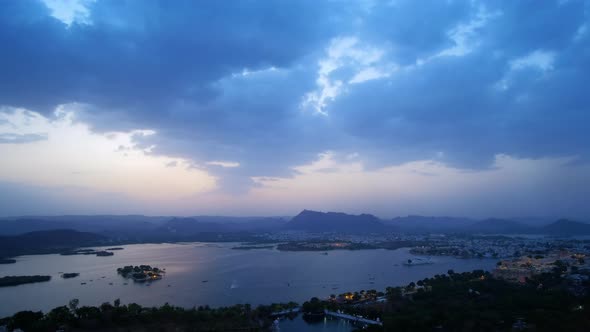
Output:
[0, 275, 51, 287]
[117, 265, 164, 282]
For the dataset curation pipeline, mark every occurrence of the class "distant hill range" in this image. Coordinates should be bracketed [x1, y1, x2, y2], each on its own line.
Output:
[0, 215, 167, 236]
[542, 219, 590, 235]
[0, 229, 107, 258]
[466, 218, 534, 234]
[160, 216, 286, 235]
[385, 215, 475, 233]
[386, 216, 535, 234]
[285, 210, 385, 233]
[0, 213, 588, 248]
[385, 215, 590, 236]
[0, 215, 287, 238]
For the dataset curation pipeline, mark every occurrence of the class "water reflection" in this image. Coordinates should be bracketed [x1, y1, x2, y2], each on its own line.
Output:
[278, 314, 354, 332]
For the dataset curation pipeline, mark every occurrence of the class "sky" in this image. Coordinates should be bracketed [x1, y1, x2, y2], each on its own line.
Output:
[0, 0, 589, 219]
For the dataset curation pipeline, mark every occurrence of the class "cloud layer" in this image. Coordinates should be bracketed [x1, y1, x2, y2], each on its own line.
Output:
[0, 0, 589, 217]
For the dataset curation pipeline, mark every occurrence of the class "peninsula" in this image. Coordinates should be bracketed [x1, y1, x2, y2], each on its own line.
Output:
[0, 275, 51, 287]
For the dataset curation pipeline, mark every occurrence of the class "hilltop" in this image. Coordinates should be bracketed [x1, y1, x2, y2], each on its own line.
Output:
[542, 219, 590, 235]
[0, 229, 107, 258]
[386, 215, 474, 232]
[466, 218, 533, 234]
[285, 210, 385, 233]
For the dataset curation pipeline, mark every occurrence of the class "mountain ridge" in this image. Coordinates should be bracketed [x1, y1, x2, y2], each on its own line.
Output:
[542, 219, 590, 235]
[285, 210, 385, 233]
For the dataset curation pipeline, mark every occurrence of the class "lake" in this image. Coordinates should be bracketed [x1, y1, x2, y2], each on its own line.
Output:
[0, 242, 496, 320]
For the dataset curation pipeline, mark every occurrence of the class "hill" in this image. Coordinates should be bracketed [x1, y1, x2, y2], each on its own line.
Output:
[542, 219, 590, 235]
[466, 218, 533, 234]
[0, 215, 166, 236]
[0, 229, 107, 258]
[0, 215, 287, 240]
[285, 210, 385, 233]
[386, 215, 474, 233]
[160, 217, 231, 234]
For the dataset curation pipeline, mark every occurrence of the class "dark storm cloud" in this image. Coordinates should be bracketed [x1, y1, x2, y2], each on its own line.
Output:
[328, 0, 590, 169]
[0, 0, 339, 115]
[359, 0, 473, 64]
[0, 0, 356, 183]
[0, 0, 589, 190]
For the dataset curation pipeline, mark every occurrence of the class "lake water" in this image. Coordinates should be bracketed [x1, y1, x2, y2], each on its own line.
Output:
[0, 242, 496, 320]
[278, 314, 355, 331]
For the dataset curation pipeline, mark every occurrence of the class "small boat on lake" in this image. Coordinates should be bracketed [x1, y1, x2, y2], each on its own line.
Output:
[403, 257, 434, 266]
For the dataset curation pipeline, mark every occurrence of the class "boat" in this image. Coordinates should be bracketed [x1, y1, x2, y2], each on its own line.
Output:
[403, 257, 434, 266]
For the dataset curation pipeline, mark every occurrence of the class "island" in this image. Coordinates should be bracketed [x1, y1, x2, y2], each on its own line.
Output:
[0, 258, 16, 264]
[106, 247, 124, 250]
[61, 273, 80, 279]
[232, 245, 275, 250]
[403, 257, 434, 266]
[60, 249, 96, 256]
[60, 249, 114, 257]
[117, 265, 164, 282]
[0, 275, 51, 287]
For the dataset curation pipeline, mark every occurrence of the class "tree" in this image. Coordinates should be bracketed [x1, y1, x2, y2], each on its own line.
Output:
[127, 303, 142, 316]
[552, 260, 568, 274]
[353, 292, 361, 301]
[75, 306, 101, 320]
[47, 306, 75, 327]
[302, 297, 323, 314]
[8, 311, 43, 331]
[69, 298, 79, 312]
[100, 302, 114, 313]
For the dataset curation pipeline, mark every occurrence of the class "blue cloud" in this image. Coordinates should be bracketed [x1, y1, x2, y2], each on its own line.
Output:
[0, 0, 589, 193]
